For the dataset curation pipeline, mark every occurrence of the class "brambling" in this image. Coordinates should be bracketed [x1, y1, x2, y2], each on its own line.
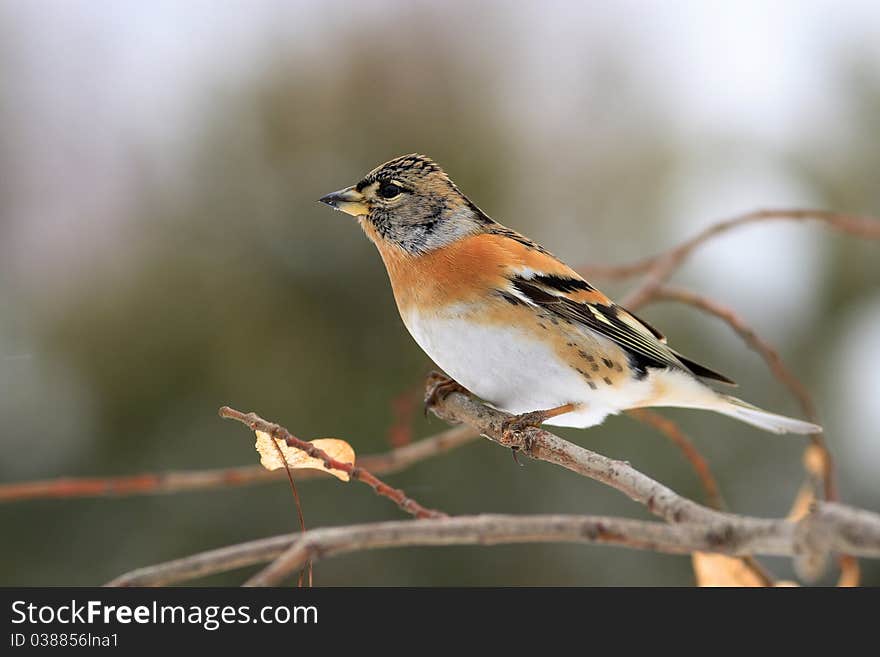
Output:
[319, 154, 820, 435]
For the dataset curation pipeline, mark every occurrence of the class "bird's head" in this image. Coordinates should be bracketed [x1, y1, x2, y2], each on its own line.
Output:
[318, 154, 492, 253]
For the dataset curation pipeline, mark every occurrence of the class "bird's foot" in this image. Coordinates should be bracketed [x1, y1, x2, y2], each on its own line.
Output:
[424, 371, 469, 416]
[500, 410, 551, 445]
[500, 403, 578, 449]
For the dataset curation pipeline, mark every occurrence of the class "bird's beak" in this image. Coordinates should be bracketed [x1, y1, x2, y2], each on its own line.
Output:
[318, 185, 368, 217]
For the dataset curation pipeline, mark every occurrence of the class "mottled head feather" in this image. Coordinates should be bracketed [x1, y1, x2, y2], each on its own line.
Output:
[350, 154, 494, 254]
[358, 154, 450, 191]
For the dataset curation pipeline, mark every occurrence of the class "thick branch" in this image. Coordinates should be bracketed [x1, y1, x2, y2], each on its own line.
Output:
[242, 514, 788, 587]
[107, 503, 880, 587]
[427, 388, 729, 525]
[626, 408, 775, 585]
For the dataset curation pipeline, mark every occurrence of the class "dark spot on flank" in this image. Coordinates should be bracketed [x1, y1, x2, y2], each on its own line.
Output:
[602, 358, 613, 368]
[538, 323, 548, 330]
[603, 377, 613, 385]
[587, 382, 597, 390]
[549, 317, 559, 325]
[591, 364, 599, 372]
[566, 342, 575, 347]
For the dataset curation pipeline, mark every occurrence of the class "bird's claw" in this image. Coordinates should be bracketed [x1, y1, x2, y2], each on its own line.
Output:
[423, 371, 468, 416]
[500, 411, 548, 448]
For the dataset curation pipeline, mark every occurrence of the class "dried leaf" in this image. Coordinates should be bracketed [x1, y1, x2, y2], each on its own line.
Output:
[692, 553, 766, 587]
[255, 430, 355, 482]
[837, 556, 861, 587]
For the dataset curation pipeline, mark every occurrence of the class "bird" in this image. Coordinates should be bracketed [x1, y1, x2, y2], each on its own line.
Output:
[318, 153, 821, 436]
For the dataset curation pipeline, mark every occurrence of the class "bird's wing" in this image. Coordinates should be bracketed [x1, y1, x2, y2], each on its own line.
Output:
[493, 234, 735, 385]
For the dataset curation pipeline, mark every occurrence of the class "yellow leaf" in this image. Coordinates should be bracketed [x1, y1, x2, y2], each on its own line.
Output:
[692, 553, 765, 587]
[837, 556, 861, 587]
[255, 430, 355, 482]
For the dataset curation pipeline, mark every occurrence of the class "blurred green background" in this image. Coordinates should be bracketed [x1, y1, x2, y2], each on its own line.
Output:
[1, 0, 879, 586]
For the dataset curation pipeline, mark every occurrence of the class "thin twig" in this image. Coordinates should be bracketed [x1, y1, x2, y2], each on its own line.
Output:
[647, 285, 834, 500]
[387, 382, 422, 447]
[0, 425, 478, 503]
[269, 438, 311, 587]
[219, 406, 447, 519]
[619, 209, 879, 318]
[627, 409, 725, 511]
[579, 208, 880, 287]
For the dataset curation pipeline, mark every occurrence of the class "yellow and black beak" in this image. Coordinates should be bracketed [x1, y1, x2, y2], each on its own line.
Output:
[318, 185, 368, 217]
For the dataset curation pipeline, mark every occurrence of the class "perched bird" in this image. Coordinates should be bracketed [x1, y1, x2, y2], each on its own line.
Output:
[319, 154, 820, 435]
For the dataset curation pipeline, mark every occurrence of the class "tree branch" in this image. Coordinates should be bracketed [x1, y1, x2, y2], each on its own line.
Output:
[626, 408, 776, 585]
[0, 425, 478, 503]
[647, 284, 834, 500]
[573, 209, 880, 584]
[106, 502, 880, 587]
[626, 409, 725, 511]
[219, 406, 448, 519]
[426, 388, 729, 525]
[423, 388, 880, 581]
[104, 389, 880, 587]
[578, 208, 880, 291]
[242, 514, 787, 587]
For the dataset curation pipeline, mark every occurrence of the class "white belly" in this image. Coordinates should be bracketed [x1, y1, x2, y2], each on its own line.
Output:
[403, 308, 650, 428]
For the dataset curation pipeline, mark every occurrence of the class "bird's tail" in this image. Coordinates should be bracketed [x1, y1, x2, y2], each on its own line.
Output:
[643, 370, 821, 435]
[712, 395, 821, 435]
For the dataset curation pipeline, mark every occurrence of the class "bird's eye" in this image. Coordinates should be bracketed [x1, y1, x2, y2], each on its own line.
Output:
[378, 182, 401, 199]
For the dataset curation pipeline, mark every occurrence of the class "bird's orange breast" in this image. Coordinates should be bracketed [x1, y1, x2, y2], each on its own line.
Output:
[366, 230, 510, 312]
[362, 226, 609, 313]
